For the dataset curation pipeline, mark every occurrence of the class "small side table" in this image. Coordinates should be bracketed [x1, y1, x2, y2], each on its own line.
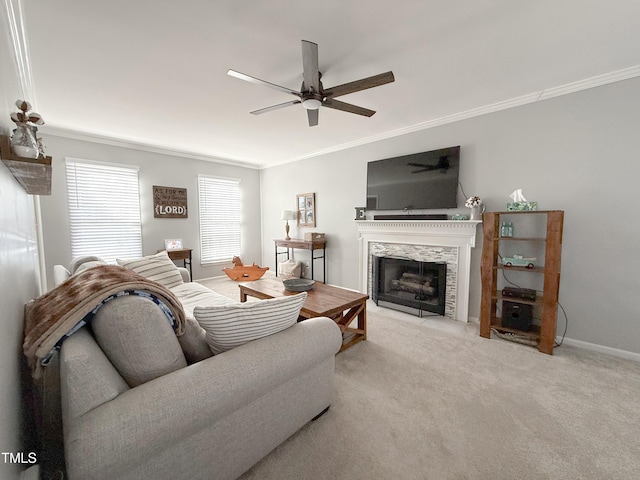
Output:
[162, 248, 193, 279]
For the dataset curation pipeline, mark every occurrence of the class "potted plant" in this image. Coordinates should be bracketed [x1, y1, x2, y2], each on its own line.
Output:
[10, 100, 44, 158]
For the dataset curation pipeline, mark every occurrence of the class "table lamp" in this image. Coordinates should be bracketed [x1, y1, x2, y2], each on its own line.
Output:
[281, 210, 297, 240]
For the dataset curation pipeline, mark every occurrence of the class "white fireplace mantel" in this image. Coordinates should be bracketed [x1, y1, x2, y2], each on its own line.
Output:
[356, 220, 481, 322]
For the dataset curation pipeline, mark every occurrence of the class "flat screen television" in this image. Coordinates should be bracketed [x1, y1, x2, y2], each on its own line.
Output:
[366, 146, 460, 211]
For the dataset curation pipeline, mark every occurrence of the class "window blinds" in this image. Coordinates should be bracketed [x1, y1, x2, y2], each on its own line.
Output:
[198, 175, 241, 264]
[66, 160, 142, 264]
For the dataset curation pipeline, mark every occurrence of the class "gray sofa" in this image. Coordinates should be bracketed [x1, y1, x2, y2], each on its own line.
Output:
[52, 262, 342, 480]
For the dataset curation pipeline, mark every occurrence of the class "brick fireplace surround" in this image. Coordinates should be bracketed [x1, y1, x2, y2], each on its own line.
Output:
[356, 220, 481, 322]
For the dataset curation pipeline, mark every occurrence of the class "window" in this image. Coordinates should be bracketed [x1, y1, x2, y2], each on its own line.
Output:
[198, 175, 241, 264]
[66, 160, 142, 263]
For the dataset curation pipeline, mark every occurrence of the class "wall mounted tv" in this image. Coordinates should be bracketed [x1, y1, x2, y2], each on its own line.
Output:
[366, 146, 460, 211]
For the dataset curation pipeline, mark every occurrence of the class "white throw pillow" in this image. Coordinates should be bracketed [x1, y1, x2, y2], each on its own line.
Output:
[116, 251, 183, 289]
[194, 292, 307, 354]
[278, 259, 302, 278]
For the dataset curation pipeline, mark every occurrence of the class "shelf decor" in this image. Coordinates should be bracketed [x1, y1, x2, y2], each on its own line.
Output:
[0, 100, 52, 195]
[506, 188, 537, 211]
[0, 134, 52, 195]
[10, 100, 44, 159]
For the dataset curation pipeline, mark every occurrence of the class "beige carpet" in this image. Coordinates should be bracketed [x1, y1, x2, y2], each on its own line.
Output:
[198, 276, 640, 480]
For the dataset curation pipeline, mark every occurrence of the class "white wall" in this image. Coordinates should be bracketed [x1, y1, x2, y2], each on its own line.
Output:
[261, 77, 640, 355]
[0, 10, 41, 480]
[39, 135, 262, 286]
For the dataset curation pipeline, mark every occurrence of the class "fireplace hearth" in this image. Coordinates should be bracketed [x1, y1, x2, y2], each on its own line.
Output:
[373, 256, 446, 317]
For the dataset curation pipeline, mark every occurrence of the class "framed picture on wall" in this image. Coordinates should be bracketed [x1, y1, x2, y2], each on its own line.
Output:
[153, 186, 188, 218]
[296, 193, 315, 227]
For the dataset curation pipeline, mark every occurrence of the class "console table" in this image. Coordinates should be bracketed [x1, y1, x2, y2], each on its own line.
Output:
[162, 248, 193, 279]
[274, 238, 326, 283]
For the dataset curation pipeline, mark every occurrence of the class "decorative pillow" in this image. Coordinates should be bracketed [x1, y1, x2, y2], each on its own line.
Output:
[194, 292, 307, 354]
[69, 255, 108, 275]
[116, 251, 183, 289]
[278, 259, 302, 278]
[91, 295, 187, 387]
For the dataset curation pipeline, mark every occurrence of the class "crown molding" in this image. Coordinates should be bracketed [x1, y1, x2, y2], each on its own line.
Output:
[41, 126, 260, 170]
[270, 65, 640, 169]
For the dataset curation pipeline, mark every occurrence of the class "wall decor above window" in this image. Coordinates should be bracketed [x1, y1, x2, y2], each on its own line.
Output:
[297, 193, 315, 227]
[153, 185, 188, 218]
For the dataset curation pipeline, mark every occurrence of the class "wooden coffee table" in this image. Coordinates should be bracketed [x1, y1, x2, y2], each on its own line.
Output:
[238, 277, 368, 352]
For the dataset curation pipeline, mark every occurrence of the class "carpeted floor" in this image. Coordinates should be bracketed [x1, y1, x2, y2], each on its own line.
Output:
[198, 275, 640, 480]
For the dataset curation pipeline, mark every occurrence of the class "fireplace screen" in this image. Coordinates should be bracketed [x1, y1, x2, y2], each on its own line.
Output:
[372, 256, 446, 317]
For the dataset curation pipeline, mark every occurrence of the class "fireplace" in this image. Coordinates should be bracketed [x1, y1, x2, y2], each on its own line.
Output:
[356, 219, 481, 322]
[373, 256, 446, 317]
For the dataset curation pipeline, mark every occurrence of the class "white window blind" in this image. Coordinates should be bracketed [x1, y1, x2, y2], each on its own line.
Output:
[66, 160, 142, 263]
[198, 175, 241, 264]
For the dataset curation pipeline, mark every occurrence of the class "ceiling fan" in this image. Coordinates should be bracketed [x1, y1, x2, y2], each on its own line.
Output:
[227, 40, 395, 127]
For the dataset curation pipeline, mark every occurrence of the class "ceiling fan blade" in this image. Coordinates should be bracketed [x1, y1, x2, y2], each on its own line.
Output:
[307, 109, 319, 127]
[323, 71, 395, 98]
[322, 99, 376, 117]
[227, 69, 301, 97]
[250, 100, 301, 115]
[301, 40, 320, 93]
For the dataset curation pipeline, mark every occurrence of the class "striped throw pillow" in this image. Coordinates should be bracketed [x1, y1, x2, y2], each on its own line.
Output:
[194, 292, 307, 354]
[116, 251, 184, 289]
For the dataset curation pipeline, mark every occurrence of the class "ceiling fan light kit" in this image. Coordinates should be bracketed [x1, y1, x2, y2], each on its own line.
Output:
[228, 40, 395, 126]
[302, 98, 322, 110]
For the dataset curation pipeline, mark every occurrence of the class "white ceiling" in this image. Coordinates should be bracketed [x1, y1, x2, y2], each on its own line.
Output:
[22, 0, 640, 169]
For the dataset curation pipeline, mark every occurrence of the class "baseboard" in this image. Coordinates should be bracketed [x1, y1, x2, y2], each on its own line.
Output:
[557, 337, 640, 363]
[469, 317, 639, 362]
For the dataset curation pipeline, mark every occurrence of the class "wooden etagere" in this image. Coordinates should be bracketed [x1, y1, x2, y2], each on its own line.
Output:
[0, 134, 52, 195]
[479, 210, 564, 354]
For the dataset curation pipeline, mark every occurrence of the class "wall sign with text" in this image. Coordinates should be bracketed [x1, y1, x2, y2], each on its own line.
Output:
[153, 185, 188, 218]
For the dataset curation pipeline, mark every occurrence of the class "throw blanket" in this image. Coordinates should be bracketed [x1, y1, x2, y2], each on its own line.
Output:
[24, 265, 186, 379]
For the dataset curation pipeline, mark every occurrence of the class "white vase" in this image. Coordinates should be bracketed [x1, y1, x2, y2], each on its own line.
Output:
[469, 205, 483, 221]
[11, 124, 39, 158]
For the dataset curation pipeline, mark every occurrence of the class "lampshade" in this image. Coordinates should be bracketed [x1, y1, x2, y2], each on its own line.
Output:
[281, 210, 296, 221]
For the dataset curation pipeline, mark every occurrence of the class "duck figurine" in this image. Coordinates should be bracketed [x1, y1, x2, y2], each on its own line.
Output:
[223, 256, 269, 281]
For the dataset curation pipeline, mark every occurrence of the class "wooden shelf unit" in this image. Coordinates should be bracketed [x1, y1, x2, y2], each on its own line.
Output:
[0, 134, 52, 195]
[479, 210, 564, 354]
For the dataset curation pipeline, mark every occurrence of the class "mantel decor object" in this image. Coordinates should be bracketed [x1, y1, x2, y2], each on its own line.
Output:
[10, 100, 45, 159]
[465, 196, 484, 221]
